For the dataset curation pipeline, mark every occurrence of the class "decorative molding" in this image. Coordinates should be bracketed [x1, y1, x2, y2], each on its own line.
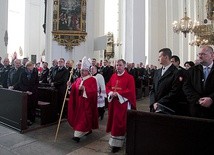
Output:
[4, 30, 8, 47]
[52, 0, 87, 50]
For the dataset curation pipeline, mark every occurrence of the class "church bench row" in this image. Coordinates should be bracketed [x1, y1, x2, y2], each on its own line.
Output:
[126, 110, 214, 155]
[0, 87, 58, 132]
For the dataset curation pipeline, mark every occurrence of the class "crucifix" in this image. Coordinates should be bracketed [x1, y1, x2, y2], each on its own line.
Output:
[112, 80, 122, 92]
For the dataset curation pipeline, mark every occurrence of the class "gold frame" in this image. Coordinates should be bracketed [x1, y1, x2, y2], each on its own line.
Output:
[52, 0, 87, 50]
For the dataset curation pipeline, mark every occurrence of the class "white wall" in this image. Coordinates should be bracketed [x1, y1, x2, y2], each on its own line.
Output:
[122, 0, 146, 64]
[0, 0, 8, 58]
[25, 0, 46, 62]
[147, 0, 202, 67]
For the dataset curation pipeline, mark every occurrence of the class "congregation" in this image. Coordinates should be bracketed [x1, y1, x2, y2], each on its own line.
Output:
[0, 44, 214, 153]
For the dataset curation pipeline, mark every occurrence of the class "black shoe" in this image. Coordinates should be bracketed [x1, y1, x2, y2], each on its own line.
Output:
[85, 130, 92, 136]
[72, 137, 80, 143]
[111, 147, 121, 153]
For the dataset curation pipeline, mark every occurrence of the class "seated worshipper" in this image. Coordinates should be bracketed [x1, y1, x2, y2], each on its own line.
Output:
[91, 65, 107, 120]
[0, 58, 11, 88]
[18, 61, 39, 126]
[7, 59, 24, 90]
[39, 62, 49, 84]
[106, 59, 136, 153]
[67, 56, 98, 143]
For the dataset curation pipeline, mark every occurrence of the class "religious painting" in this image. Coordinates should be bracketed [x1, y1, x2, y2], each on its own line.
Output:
[52, 0, 87, 50]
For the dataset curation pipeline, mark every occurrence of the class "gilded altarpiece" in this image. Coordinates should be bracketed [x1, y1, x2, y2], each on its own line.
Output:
[52, 0, 87, 49]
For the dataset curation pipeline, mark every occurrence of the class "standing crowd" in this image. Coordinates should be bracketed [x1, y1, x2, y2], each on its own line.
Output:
[0, 44, 213, 153]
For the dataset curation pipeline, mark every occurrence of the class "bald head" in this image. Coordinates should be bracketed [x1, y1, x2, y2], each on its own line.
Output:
[3, 58, 10, 66]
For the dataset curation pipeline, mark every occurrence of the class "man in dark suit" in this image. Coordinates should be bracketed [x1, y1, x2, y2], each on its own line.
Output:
[50, 58, 69, 115]
[150, 48, 183, 114]
[39, 62, 49, 84]
[18, 61, 39, 125]
[0, 58, 11, 88]
[0, 57, 3, 68]
[100, 59, 114, 84]
[48, 59, 58, 83]
[7, 59, 24, 90]
[183, 45, 214, 119]
[171, 55, 189, 116]
[73, 60, 81, 81]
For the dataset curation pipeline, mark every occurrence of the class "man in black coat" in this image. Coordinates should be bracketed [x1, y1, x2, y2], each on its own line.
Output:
[150, 48, 183, 115]
[0, 58, 11, 88]
[18, 61, 39, 125]
[39, 62, 49, 84]
[0, 57, 3, 68]
[100, 59, 114, 84]
[183, 45, 214, 119]
[50, 58, 69, 115]
[7, 59, 24, 90]
[171, 55, 189, 116]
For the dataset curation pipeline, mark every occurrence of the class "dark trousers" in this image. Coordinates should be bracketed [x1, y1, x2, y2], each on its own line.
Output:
[27, 94, 37, 122]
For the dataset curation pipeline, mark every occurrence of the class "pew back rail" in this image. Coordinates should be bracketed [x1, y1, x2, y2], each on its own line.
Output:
[126, 111, 214, 155]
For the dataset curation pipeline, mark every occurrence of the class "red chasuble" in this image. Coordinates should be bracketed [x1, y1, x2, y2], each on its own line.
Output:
[106, 71, 136, 136]
[67, 77, 98, 132]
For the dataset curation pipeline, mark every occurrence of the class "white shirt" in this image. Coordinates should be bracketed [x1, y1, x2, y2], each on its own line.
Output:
[161, 63, 172, 76]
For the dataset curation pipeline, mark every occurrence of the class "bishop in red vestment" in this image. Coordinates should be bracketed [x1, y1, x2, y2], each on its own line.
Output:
[106, 59, 136, 153]
[67, 57, 98, 142]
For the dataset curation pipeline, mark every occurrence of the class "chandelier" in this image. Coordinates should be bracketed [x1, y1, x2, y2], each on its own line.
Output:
[172, 0, 193, 38]
[189, 0, 214, 46]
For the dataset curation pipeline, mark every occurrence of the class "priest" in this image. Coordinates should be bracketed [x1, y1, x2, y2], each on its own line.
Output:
[67, 56, 98, 142]
[106, 59, 136, 153]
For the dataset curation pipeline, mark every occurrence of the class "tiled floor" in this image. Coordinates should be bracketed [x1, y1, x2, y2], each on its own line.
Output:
[0, 97, 149, 155]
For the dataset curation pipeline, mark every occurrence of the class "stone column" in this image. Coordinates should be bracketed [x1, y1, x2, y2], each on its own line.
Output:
[0, 0, 8, 58]
[122, 0, 146, 64]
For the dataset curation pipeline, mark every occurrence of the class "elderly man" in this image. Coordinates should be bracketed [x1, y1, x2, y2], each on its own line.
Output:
[7, 59, 24, 90]
[67, 56, 98, 142]
[50, 58, 69, 115]
[183, 45, 214, 119]
[0, 58, 11, 88]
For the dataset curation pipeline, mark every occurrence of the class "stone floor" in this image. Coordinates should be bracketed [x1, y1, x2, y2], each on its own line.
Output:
[0, 97, 149, 155]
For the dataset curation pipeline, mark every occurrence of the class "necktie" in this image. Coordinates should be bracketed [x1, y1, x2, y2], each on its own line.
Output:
[204, 66, 210, 81]
[161, 67, 165, 76]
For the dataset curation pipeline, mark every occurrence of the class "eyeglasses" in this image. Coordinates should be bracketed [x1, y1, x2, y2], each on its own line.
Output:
[197, 53, 207, 56]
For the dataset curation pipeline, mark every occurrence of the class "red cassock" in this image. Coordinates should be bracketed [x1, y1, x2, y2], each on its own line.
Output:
[67, 77, 98, 132]
[106, 71, 136, 136]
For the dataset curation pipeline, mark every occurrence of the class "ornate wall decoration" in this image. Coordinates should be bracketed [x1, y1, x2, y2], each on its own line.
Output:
[52, 0, 87, 50]
[104, 32, 114, 60]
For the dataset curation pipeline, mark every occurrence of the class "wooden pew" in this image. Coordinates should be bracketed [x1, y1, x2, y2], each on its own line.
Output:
[0, 88, 28, 132]
[37, 87, 58, 125]
[126, 111, 214, 155]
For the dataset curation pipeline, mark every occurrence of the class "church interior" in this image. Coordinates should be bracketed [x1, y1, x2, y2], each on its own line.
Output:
[0, 0, 214, 154]
[1, 0, 212, 67]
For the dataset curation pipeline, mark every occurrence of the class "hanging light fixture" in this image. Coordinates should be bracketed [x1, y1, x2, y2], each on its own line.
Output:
[190, 0, 214, 46]
[172, 0, 193, 38]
